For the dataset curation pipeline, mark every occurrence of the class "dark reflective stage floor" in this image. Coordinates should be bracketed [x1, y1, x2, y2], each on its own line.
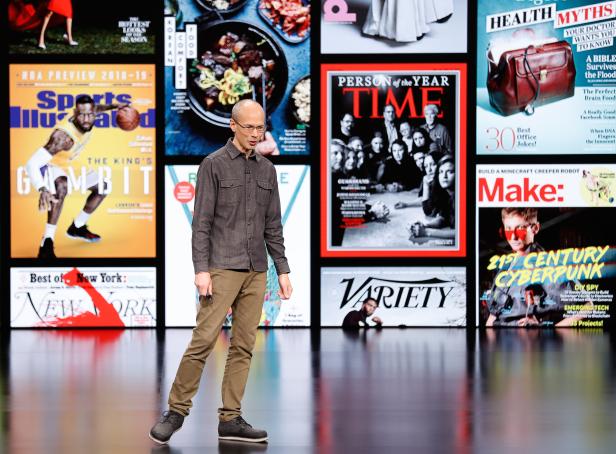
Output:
[1, 329, 616, 453]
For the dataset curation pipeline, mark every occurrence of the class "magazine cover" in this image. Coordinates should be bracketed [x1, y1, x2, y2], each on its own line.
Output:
[165, 164, 311, 327]
[10, 64, 156, 259]
[8, 1, 154, 54]
[477, 164, 616, 327]
[321, 63, 466, 257]
[11, 267, 156, 327]
[477, 0, 616, 155]
[321, 0, 468, 54]
[165, 0, 311, 155]
[321, 267, 466, 327]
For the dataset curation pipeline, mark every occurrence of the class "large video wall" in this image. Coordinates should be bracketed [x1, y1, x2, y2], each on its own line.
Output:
[2, 1, 614, 329]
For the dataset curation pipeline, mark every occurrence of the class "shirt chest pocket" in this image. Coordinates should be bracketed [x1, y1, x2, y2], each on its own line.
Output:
[256, 179, 272, 206]
[219, 179, 242, 205]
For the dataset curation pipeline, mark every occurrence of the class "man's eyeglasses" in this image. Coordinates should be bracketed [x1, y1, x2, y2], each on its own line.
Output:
[500, 223, 536, 241]
[365, 302, 378, 310]
[234, 120, 265, 133]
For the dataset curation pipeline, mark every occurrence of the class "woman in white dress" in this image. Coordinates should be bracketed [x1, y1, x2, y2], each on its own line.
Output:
[362, 0, 454, 42]
[423, 0, 454, 23]
[362, 0, 428, 42]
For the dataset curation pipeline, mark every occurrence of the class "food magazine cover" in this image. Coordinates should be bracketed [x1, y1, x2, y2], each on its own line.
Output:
[165, 0, 311, 155]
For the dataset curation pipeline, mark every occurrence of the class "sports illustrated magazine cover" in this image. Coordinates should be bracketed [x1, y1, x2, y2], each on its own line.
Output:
[11, 267, 156, 327]
[321, 0, 468, 54]
[321, 63, 466, 257]
[321, 267, 466, 327]
[8, 1, 154, 54]
[165, 0, 311, 155]
[10, 64, 156, 259]
[165, 165, 311, 327]
[477, 164, 616, 328]
[477, 0, 616, 155]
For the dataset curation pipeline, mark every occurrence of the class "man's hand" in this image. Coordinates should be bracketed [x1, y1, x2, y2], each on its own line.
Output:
[386, 182, 401, 193]
[407, 221, 426, 238]
[372, 316, 383, 325]
[278, 273, 293, 300]
[255, 131, 280, 156]
[369, 201, 390, 220]
[38, 188, 58, 212]
[195, 272, 212, 297]
[517, 315, 539, 327]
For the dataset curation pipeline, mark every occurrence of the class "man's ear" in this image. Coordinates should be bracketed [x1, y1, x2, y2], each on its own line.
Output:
[531, 222, 540, 234]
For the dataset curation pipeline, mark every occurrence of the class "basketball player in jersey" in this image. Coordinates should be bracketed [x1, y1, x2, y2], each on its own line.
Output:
[24, 95, 127, 259]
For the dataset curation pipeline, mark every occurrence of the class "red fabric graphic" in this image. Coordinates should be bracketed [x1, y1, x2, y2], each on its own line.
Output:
[40, 268, 125, 328]
[48, 0, 72, 18]
[8, 1, 70, 31]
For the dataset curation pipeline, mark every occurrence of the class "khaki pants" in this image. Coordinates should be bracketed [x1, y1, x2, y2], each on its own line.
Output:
[168, 268, 266, 421]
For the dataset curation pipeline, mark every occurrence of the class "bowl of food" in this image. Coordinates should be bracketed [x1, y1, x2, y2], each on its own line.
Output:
[258, 0, 311, 44]
[290, 75, 310, 126]
[187, 20, 288, 128]
[194, 0, 249, 16]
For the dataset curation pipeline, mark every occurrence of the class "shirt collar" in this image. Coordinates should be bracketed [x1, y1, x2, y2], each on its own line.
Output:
[226, 139, 262, 162]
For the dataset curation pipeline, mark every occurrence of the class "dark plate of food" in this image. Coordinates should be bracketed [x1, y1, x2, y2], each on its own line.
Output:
[258, 0, 311, 44]
[290, 75, 310, 126]
[187, 20, 288, 128]
[194, 0, 248, 15]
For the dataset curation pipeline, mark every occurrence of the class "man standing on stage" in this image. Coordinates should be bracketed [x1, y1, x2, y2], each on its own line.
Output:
[150, 100, 293, 444]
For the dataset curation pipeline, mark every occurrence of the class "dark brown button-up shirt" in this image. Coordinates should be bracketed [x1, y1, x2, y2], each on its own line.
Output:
[192, 140, 290, 275]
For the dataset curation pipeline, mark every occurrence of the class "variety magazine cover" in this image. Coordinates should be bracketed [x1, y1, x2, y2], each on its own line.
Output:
[10, 267, 156, 327]
[165, 165, 311, 327]
[321, 63, 466, 257]
[321, 0, 467, 54]
[164, 0, 311, 156]
[477, 0, 616, 155]
[10, 64, 156, 259]
[321, 267, 466, 327]
[8, 1, 154, 54]
[477, 164, 616, 328]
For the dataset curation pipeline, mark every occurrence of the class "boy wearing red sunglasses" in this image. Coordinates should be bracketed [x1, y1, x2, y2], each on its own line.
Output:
[485, 207, 568, 327]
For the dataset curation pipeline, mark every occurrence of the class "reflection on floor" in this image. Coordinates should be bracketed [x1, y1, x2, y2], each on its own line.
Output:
[1, 329, 616, 453]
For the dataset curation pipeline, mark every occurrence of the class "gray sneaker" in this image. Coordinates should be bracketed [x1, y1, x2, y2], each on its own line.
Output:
[149, 410, 184, 444]
[218, 416, 268, 443]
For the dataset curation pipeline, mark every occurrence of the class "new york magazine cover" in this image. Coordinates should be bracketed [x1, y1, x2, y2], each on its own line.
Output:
[477, 0, 616, 155]
[11, 267, 156, 327]
[10, 64, 156, 259]
[477, 164, 616, 328]
[321, 63, 466, 257]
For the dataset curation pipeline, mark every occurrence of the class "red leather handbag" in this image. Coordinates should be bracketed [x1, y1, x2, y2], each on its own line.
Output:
[487, 40, 576, 116]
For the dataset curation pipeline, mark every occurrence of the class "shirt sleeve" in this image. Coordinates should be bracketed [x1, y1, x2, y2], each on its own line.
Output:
[442, 125, 453, 153]
[264, 167, 290, 275]
[342, 311, 361, 328]
[192, 158, 217, 274]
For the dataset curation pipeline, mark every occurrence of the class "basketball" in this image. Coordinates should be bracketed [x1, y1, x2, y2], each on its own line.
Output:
[116, 106, 140, 131]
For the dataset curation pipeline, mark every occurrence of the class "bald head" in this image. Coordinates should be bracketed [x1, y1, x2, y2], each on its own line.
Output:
[230, 100, 266, 153]
[232, 100, 265, 122]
